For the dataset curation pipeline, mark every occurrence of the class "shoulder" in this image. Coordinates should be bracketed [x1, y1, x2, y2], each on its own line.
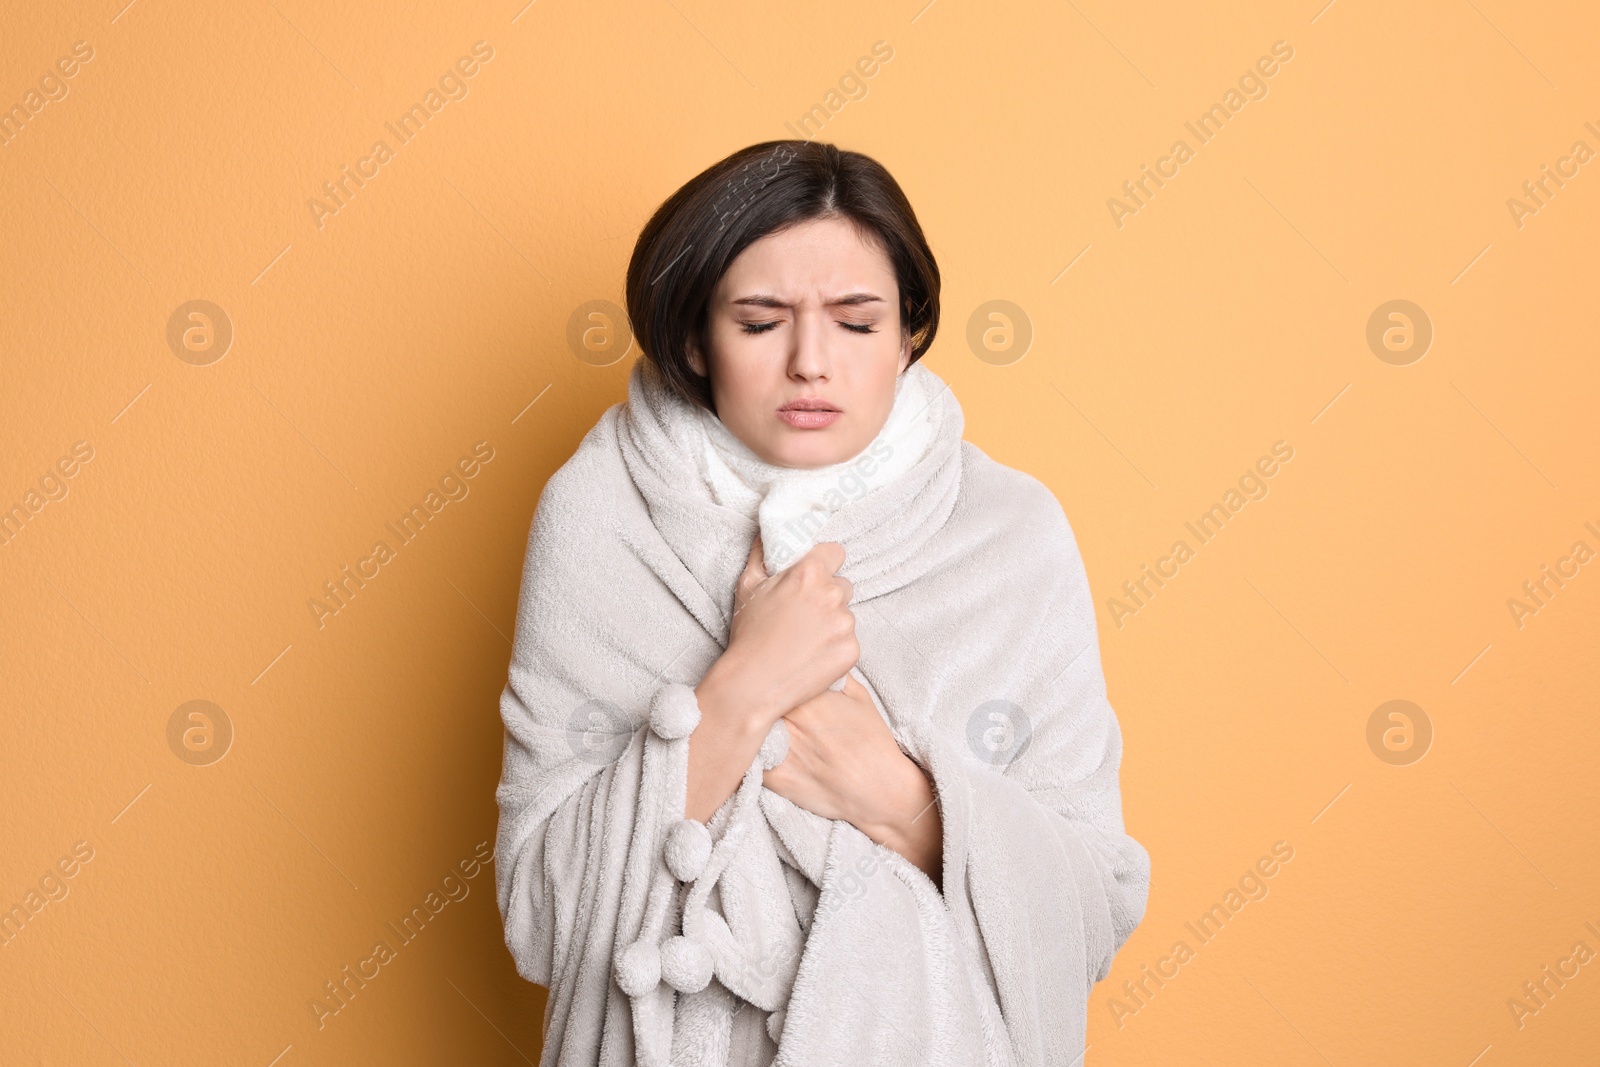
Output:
[947, 444, 1106, 670]
[529, 404, 629, 532]
[516, 403, 642, 590]
[955, 439, 1082, 559]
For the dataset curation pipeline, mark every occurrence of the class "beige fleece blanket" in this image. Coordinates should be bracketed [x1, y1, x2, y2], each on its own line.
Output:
[493, 356, 1150, 1065]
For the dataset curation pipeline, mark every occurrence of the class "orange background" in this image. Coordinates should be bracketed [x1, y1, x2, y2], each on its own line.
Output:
[3, 0, 1597, 1063]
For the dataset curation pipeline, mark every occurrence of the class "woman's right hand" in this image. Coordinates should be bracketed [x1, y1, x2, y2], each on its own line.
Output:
[686, 533, 855, 822]
[712, 533, 858, 730]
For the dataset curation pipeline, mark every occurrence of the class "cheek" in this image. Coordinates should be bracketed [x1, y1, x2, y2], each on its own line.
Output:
[714, 371, 776, 433]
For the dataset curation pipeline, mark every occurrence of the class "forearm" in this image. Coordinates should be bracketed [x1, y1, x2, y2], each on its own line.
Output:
[686, 653, 779, 823]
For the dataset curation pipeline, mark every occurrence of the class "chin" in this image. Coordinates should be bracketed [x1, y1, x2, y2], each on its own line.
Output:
[768, 436, 854, 470]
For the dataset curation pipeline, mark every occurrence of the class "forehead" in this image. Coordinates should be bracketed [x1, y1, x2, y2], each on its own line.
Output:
[713, 217, 895, 300]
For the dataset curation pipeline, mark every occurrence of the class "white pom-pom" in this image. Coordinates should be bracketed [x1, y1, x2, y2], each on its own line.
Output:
[659, 935, 714, 993]
[649, 684, 701, 741]
[766, 1008, 786, 1043]
[759, 719, 789, 770]
[615, 939, 660, 997]
[664, 817, 712, 882]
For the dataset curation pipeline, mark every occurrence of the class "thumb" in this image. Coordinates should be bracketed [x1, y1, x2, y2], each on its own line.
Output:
[744, 532, 768, 578]
[735, 532, 767, 609]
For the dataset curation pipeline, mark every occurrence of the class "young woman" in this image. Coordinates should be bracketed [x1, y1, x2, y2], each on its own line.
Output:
[494, 140, 1149, 1066]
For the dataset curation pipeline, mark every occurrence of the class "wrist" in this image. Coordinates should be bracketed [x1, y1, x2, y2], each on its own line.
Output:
[686, 658, 775, 824]
[694, 668, 772, 754]
[699, 649, 786, 730]
[860, 751, 936, 845]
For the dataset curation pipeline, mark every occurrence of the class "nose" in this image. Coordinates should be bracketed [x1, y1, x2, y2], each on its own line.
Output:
[786, 302, 832, 383]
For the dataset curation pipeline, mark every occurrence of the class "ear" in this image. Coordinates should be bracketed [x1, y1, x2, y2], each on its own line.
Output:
[686, 336, 707, 378]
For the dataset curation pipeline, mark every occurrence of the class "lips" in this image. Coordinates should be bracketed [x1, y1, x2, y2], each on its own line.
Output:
[779, 398, 839, 412]
[777, 399, 842, 429]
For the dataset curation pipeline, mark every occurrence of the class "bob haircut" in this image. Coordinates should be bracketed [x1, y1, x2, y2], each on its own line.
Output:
[625, 140, 941, 414]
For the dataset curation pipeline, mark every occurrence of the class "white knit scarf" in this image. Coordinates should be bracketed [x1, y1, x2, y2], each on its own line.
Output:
[686, 365, 940, 577]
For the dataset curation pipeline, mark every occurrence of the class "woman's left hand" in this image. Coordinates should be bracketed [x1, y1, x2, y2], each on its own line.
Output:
[762, 674, 944, 886]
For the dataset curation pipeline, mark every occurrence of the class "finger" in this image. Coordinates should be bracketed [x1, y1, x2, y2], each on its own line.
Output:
[803, 540, 846, 575]
[745, 533, 768, 578]
[736, 534, 767, 602]
[762, 760, 790, 789]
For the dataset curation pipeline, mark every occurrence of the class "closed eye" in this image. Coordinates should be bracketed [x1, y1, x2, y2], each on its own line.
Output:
[739, 321, 877, 335]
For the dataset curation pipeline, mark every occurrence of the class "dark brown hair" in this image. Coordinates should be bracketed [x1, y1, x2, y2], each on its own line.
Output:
[625, 140, 941, 412]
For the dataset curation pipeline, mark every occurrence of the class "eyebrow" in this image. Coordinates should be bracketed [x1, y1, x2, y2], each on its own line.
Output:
[729, 292, 885, 309]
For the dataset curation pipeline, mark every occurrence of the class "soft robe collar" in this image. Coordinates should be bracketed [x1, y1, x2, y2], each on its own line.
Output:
[615, 355, 966, 622]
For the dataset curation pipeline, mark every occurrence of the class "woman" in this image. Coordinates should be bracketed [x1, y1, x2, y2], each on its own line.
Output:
[494, 140, 1150, 1066]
